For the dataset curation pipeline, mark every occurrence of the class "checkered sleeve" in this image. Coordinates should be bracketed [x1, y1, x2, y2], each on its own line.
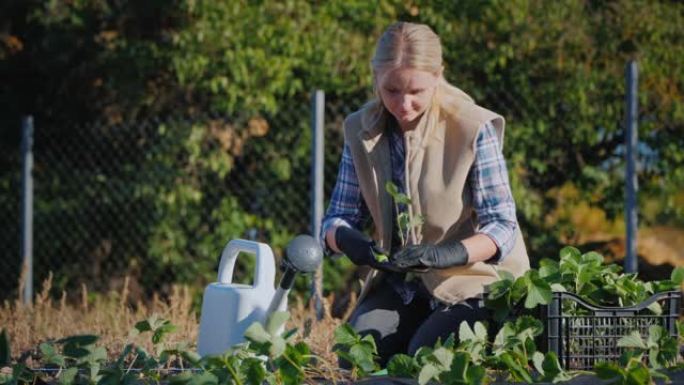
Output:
[469, 121, 518, 262]
[320, 143, 370, 253]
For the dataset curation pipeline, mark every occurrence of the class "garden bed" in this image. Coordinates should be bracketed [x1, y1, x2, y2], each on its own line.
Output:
[2, 247, 683, 385]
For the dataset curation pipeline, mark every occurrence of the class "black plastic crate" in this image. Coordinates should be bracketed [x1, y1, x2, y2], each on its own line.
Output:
[540, 290, 681, 370]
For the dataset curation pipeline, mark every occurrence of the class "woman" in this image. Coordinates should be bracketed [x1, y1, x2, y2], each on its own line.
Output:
[321, 22, 530, 365]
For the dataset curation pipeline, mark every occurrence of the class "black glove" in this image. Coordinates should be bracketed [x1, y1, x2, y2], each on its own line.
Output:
[390, 238, 469, 269]
[335, 226, 405, 273]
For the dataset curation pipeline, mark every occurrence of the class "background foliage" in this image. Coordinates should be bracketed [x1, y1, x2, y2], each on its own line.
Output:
[0, 0, 682, 301]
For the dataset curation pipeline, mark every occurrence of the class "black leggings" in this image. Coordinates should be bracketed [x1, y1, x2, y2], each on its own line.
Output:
[346, 281, 491, 367]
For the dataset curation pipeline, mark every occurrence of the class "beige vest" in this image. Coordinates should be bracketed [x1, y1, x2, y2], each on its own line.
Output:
[343, 99, 530, 305]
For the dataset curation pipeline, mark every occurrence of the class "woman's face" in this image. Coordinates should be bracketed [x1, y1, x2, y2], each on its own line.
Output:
[377, 67, 440, 131]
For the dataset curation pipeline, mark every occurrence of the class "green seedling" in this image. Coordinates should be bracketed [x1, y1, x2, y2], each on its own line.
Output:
[385, 182, 424, 248]
[372, 250, 388, 263]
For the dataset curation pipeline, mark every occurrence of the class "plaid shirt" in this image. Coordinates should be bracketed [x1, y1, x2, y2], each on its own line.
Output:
[322, 120, 517, 262]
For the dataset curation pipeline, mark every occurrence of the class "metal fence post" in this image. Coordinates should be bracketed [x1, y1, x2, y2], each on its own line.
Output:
[311, 90, 325, 320]
[21, 116, 34, 304]
[624, 61, 638, 274]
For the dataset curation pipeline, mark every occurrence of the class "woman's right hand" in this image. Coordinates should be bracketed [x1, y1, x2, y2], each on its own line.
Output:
[333, 226, 405, 273]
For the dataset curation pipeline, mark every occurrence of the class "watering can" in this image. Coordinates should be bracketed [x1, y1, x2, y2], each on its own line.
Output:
[197, 235, 323, 356]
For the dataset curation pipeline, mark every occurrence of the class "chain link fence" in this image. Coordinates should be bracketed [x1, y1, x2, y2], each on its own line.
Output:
[1, 80, 680, 302]
[0, 92, 370, 301]
[0, 86, 548, 302]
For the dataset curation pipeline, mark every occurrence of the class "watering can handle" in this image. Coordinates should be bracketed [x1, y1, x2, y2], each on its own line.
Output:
[216, 239, 276, 289]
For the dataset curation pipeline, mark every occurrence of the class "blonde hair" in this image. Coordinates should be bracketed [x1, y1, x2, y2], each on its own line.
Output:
[372, 22, 443, 76]
[368, 22, 473, 138]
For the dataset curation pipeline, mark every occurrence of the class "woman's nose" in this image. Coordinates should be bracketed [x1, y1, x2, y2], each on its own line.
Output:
[401, 94, 412, 109]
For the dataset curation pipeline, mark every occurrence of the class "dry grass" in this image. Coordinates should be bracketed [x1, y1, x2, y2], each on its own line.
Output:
[288, 292, 357, 379]
[2, 274, 199, 360]
[1, 273, 355, 377]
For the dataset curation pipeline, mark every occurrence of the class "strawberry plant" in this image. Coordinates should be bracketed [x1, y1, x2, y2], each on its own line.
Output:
[485, 246, 684, 323]
[385, 318, 573, 384]
[2, 242, 683, 385]
[594, 350, 671, 385]
[332, 323, 380, 379]
[616, 326, 679, 370]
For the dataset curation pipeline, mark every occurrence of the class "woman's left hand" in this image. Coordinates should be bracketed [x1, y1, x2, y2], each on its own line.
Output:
[391, 239, 469, 269]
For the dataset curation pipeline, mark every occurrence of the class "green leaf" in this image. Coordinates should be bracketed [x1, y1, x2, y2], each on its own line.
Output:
[387, 354, 416, 378]
[550, 283, 566, 292]
[459, 322, 476, 342]
[397, 213, 410, 232]
[0, 329, 10, 366]
[394, 193, 412, 206]
[413, 346, 433, 365]
[647, 325, 665, 348]
[532, 351, 545, 375]
[511, 276, 528, 302]
[466, 364, 486, 385]
[443, 351, 468, 383]
[559, 246, 581, 262]
[493, 323, 514, 353]
[473, 322, 488, 340]
[371, 368, 388, 376]
[625, 364, 651, 385]
[524, 272, 552, 308]
[333, 324, 358, 346]
[181, 350, 202, 366]
[418, 363, 440, 385]
[244, 322, 270, 344]
[617, 330, 648, 350]
[538, 258, 560, 279]
[432, 347, 453, 368]
[497, 270, 516, 282]
[671, 267, 684, 285]
[152, 322, 176, 344]
[485, 274, 515, 323]
[442, 333, 456, 349]
[269, 337, 286, 358]
[648, 348, 661, 370]
[595, 362, 625, 381]
[408, 214, 425, 229]
[62, 345, 89, 359]
[40, 342, 66, 367]
[98, 368, 125, 385]
[242, 357, 267, 385]
[58, 367, 78, 385]
[89, 346, 108, 364]
[168, 371, 219, 385]
[499, 352, 533, 383]
[514, 316, 544, 342]
[57, 335, 99, 346]
[282, 327, 298, 341]
[581, 251, 604, 266]
[486, 277, 512, 301]
[266, 311, 289, 336]
[541, 352, 572, 382]
[360, 334, 378, 352]
[373, 249, 389, 263]
[291, 342, 311, 365]
[385, 181, 399, 196]
[349, 344, 377, 373]
[134, 319, 153, 333]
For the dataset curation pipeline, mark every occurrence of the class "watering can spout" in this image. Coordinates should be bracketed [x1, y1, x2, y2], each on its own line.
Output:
[266, 235, 323, 316]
